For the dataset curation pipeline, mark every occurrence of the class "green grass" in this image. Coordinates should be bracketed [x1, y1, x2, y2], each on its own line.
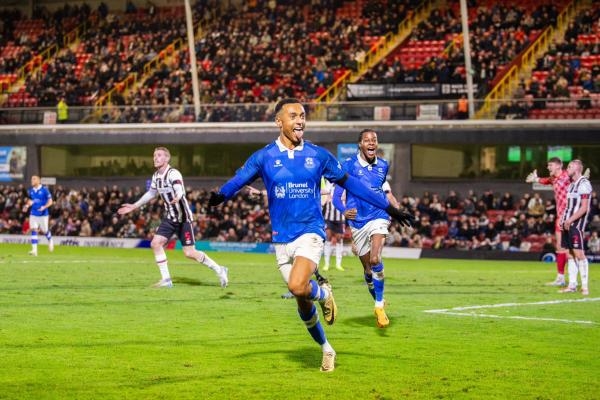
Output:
[0, 244, 598, 399]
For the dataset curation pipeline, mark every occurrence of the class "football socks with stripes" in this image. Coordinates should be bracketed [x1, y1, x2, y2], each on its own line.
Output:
[372, 263, 385, 307]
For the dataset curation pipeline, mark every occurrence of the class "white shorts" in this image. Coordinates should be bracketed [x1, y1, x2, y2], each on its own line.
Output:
[30, 215, 49, 233]
[275, 233, 324, 267]
[351, 218, 390, 257]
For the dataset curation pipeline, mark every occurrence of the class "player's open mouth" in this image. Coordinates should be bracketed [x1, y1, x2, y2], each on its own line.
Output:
[293, 128, 304, 138]
[366, 148, 376, 157]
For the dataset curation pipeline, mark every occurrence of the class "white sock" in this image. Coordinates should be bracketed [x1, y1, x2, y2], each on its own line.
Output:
[197, 251, 221, 272]
[323, 241, 332, 268]
[335, 242, 343, 267]
[31, 232, 38, 252]
[321, 341, 335, 353]
[154, 248, 171, 280]
[567, 258, 578, 288]
[579, 258, 589, 289]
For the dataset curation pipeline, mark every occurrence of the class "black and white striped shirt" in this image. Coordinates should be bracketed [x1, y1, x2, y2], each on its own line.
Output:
[323, 199, 345, 223]
[561, 176, 592, 230]
[150, 167, 193, 223]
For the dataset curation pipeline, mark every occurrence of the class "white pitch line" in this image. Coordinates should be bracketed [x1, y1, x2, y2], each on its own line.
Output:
[424, 297, 600, 325]
[0, 259, 152, 264]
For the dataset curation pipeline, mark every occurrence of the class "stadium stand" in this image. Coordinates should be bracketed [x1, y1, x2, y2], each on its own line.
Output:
[1, 182, 598, 253]
[0, 0, 599, 122]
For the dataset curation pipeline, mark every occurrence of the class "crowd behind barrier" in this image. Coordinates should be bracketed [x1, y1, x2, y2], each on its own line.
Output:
[1, 0, 600, 123]
[496, 4, 600, 119]
[2, 183, 599, 253]
[360, 3, 560, 90]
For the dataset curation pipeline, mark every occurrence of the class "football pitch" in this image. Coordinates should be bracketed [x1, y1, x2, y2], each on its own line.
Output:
[0, 244, 598, 400]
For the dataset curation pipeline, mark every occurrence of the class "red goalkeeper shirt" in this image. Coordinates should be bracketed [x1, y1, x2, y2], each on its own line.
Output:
[538, 170, 570, 220]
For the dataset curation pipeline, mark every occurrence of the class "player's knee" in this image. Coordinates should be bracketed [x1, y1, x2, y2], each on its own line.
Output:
[288, 281, 309, 297]
[182, 247, 197, 258]
[369, 255, 381, 266]
[150, 239, 163, 250]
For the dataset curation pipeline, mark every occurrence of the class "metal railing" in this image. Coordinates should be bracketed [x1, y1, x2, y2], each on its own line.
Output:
[0, 98, 558, 125]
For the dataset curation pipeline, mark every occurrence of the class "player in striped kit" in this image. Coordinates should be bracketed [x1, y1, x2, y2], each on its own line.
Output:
[118, 147, 228, 288]
[527, 158, 591, 286]
[558, 160, 592, 295]
[321, 178, 345, 271]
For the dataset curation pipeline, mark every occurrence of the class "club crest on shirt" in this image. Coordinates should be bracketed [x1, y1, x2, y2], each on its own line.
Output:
[273, 159, 283, 168]
[304, 157, 315, 168]
[275, 184, 286, 199]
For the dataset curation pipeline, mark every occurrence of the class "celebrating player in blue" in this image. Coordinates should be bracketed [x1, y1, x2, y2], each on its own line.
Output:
[208, 98, 414, 372]
[332, 129, 396, 328]
[24, 175, 54, 256]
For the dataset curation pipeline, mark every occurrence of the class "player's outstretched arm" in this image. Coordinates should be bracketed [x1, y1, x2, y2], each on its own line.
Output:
[335, 173, 415, 227]
[525, 169, 539, 183]
[118, 204, 136, 215]
[208, 192, 226, 207]
[118, 190, 157, 214]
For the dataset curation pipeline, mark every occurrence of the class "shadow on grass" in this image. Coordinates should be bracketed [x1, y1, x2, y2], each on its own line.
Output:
[229, 346, 322, 370]
[173, 277, 211, 287]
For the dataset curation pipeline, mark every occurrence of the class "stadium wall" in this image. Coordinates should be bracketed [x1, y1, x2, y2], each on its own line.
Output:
[1, 119, 599, 196]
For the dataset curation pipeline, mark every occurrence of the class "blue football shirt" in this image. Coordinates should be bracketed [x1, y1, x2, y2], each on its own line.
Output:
[220, 139, 346, 243]
[28, 185, 52, 217]
[336, 154, 389, 229]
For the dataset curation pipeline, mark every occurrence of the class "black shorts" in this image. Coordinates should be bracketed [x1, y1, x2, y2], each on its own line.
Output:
[156, 219, 195, 247]
[326, 220, 345, 235]
[561, 226, 584, 250]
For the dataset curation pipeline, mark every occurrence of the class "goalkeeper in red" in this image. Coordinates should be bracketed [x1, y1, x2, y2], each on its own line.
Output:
[526, 157, 589, 286]
[207, 98, 414, 372]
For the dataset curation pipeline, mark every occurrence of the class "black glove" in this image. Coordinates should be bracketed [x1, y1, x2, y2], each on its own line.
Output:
[386, 205, 415, 227]
[208, 192, 226, 207]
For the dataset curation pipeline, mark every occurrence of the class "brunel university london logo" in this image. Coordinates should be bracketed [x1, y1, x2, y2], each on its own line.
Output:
[275, 185, 286, 199]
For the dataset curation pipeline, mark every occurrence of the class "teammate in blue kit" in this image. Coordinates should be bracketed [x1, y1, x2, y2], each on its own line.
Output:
[332, 129, 397, 328]
[208, 98, 414, 372]
[24, 175, 54, 256]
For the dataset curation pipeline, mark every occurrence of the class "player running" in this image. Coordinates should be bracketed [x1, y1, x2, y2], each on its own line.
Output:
[118, 147, 228, 288]
[332, 129, 398, 328]
[207, 98, 414, 372]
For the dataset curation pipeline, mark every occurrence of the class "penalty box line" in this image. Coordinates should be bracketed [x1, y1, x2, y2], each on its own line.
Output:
[424, 297, 600, 325]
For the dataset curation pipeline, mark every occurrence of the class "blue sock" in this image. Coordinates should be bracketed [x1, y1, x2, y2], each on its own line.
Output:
[364, 272, 375, 299]
[298, 304, 326, 345]
[308, 279, 327, 302]
[31, 232, 38, 245]
[45, 231, 52, 241]
[372, 263, 384, 303]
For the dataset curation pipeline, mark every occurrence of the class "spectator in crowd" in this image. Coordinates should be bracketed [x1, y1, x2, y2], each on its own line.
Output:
[57, 96, 68, 123]
[587, 230, 600, 253]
